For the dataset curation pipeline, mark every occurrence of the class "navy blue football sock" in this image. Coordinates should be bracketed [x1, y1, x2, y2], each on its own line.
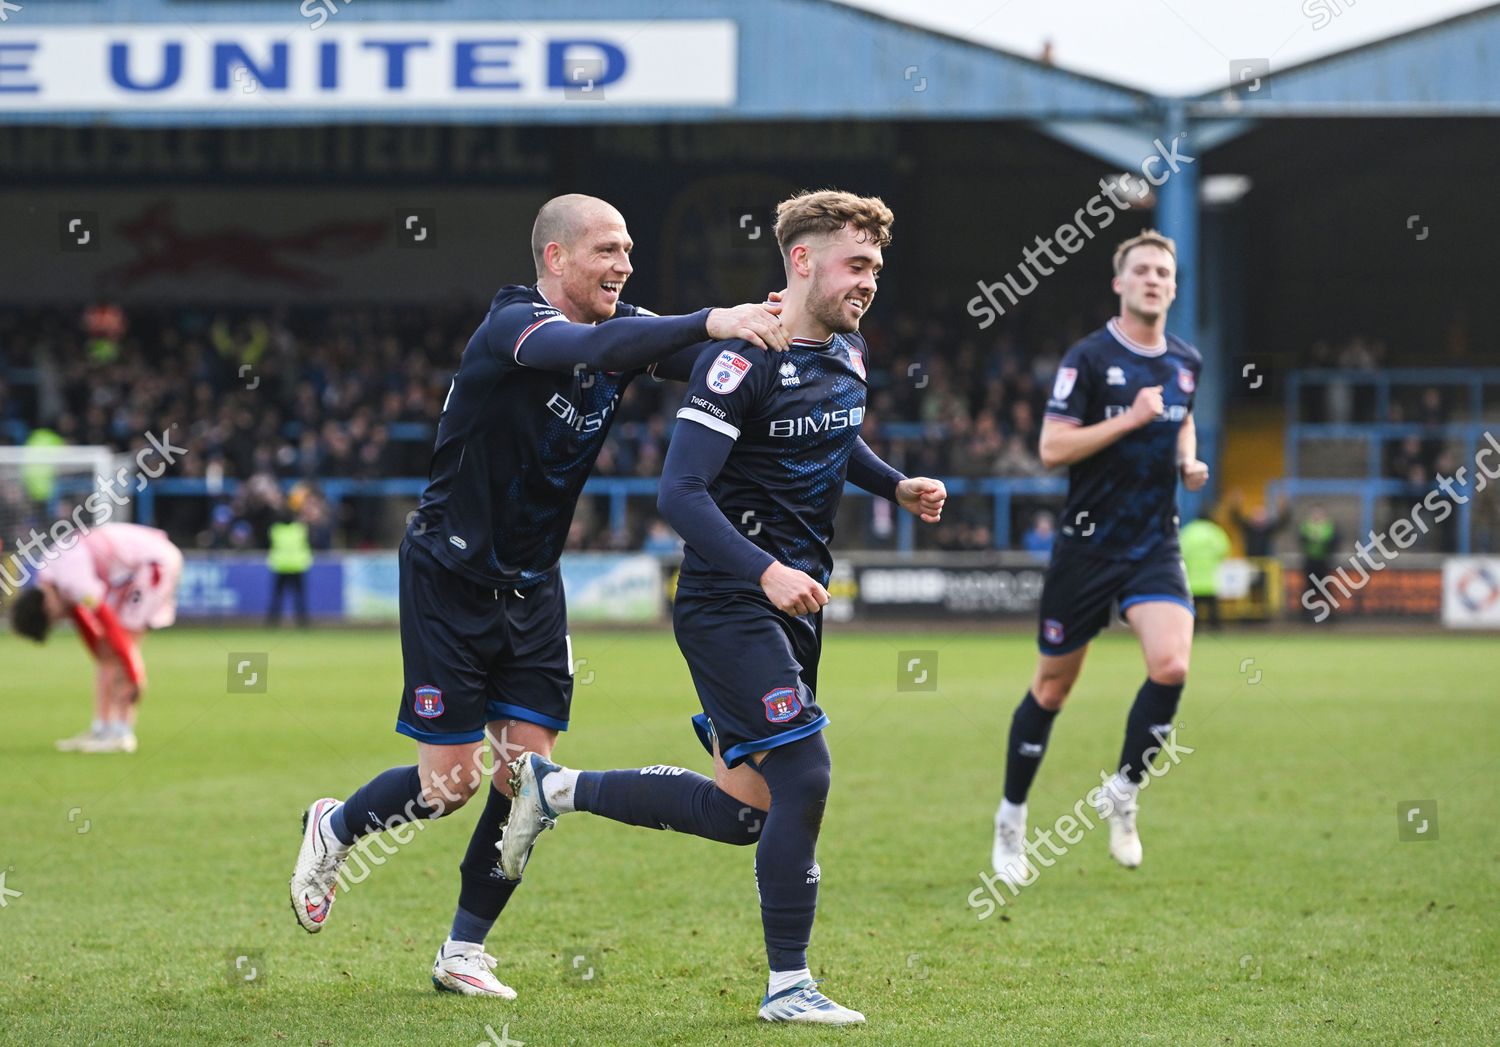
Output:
[754, 733, 832, 972]
[451, 783, 520, 944]
[1003, 690, 1060, 805]
[574, 767, 764, 845]
[1118, 678, 1184, 783]
[332, 765, 442, 844]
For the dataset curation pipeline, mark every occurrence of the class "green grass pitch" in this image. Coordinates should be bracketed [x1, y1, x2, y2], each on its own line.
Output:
[2, 626, 1496, 1045]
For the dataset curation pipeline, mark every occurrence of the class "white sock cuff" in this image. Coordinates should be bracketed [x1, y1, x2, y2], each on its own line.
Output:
[542, 766, 581, 814]
[768, 967, 812, 995]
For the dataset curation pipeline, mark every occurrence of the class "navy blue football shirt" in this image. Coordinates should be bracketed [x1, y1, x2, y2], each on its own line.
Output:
[666, 333, 872, 590]
[1044, 318, 1203, 560]
[409, 284, 708, 588]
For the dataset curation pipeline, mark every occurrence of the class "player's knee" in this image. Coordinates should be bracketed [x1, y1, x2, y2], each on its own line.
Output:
[420, 764, 484, 815]
[1032, 675, 1075, 710]
[1150, 655, 1190, 686]
[760, 735, 832, 834]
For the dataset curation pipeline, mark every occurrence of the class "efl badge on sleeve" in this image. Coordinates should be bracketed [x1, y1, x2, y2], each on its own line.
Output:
[708, 351, 752, 394]
[762, 687, 802, 723]
[1177, 367, 1196, 393]
[1042, 619, 1066, 646]
[413, 684, 444, 719]
[1052, 367, 1078, 400]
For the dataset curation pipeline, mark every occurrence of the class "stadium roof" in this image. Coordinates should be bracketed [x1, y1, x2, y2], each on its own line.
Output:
[1192, 2, 1500, 115]
[6, 0, 1154, 126]
[9, 0, 1497, 125]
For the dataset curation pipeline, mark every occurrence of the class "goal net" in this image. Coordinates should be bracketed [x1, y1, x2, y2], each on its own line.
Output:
[0, 445, 126, 615]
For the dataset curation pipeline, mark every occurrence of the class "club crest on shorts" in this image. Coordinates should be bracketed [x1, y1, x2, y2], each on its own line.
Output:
[762, 687, 802, 723]
[1043, 619, 1066, 646]
[1052, 367, 1077, 400]
[1177, 367, 1196, 393]
[708, 350, 752, 394]
[413, 684, 444, 719]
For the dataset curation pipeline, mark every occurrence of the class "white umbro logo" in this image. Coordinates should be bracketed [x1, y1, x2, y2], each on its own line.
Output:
[1018, 742, 1045, 757]
[779, 360, 801, 387]
[1106, 366, 1127, 386]
[449, 535, 468, 550]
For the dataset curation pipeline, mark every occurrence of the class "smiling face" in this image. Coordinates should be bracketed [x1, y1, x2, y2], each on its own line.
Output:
[797, 224, 883, 335]
[534, 197, 634, 324]
[1112, 243, 1177, 325]
[556, 209, 633, 324]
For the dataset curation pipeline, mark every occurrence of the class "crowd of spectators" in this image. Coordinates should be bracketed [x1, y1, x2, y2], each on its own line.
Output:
[1, 300, 1069, 553]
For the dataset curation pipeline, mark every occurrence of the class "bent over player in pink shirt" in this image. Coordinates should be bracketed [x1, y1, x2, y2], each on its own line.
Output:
[9, 522, 183, 753]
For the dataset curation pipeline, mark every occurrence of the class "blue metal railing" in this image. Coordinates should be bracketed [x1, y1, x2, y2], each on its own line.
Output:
[133, 475, 1075, 552]
[1276, 369, 1499, 553]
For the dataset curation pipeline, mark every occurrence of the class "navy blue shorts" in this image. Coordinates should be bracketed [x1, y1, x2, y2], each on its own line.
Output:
[395, 540, 573, 745]
[673, 585, 828, 769]
[1037, 542, 1192, 655]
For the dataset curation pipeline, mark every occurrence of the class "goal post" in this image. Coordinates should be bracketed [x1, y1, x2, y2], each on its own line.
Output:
[0, 445, 129, 611]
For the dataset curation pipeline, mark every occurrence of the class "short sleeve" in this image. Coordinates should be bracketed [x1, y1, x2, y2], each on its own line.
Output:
[1044, 346, 1095, 424]
[675, 344, 769, 440]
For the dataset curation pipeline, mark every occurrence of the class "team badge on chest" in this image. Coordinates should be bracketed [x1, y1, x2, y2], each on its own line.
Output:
[708, 351, 752, 394]
[1177, 367, 1196, 393]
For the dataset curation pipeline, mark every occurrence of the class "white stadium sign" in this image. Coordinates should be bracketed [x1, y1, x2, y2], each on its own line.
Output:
[0, 21, 736, 110]
[1441, 557, 1500, 629]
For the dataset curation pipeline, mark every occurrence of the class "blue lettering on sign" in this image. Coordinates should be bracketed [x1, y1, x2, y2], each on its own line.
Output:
[214, 42, 289, 91]
[455, 39, 521, 89]
[546, 40, 627, 90]
[110, 41, 183, 92]
[361, 40, 430, 89]
[0, 43, 39, 93]
[67, 33, 637, 96]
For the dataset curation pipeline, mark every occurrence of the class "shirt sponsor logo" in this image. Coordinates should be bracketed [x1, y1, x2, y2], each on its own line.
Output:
[1052, 367, 1077, 400]
[707, 350, 752, 394]
[413, 684, 444, 719]
[768, 406, 865, 438]
[546, 390, 621, 433]
[1105, 403, 1188, 422]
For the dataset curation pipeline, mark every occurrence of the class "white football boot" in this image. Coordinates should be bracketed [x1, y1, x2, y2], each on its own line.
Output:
[289, 798, 351, 932]
[496, 753, 561, 880]
[758, 980, 865, 1025]
[432, 939, 518, 999]
[77, 727, 137, 754]
[991, 800, 1035, 888]
[55, 725, 104, 752]
[1094, 774, 1143, 868]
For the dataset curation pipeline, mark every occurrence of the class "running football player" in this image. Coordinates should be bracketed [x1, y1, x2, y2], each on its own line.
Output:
[9, 521, 184, 754]
[288, 194, 787, 999]
[991, 230, 1208, 886]
[499, 190, 946, 1025]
